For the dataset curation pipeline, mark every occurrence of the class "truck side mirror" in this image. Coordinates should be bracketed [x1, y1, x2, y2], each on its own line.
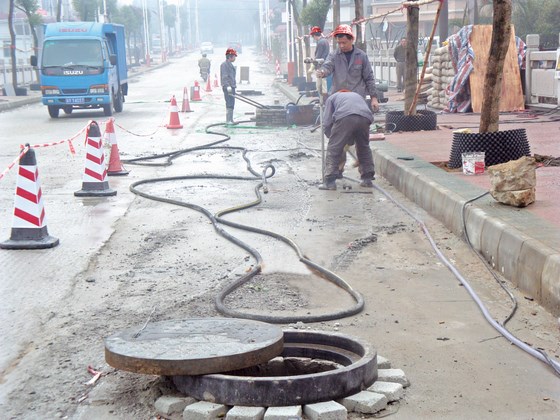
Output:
[30, 55, 37, 67]
[109, 54, 117, 66]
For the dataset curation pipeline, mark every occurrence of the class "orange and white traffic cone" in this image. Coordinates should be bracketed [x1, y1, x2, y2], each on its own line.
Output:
[181, 86, 193, 112]
[166, 95, 183, 129]
[205, 76, 212, 92]
[213, 73, 219, 88]
[75, 121, 116, 197]
[191, 81, 202, 102]
[105, 118, 129, 176]
[0, 145, 59, 249]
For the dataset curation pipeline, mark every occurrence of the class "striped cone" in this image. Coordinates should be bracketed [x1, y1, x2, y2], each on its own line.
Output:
[0, 145, 59, 249]
[105, 118, 129, 176]
[213, 73, 219, 88]
[181, 86, 193, 112]
[166, 95, 183, 129]
[205, 75, 212, 92]
[74, 121, 116, 197]
[275, 59, 281, 77]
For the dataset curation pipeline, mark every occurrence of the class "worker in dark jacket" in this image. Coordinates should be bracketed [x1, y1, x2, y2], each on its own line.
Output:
[220, 48, 237, 124]
[310, 26, 331, 94]
[317, 24, 380, 113]
[319, 90, 375, 190]
[394, 38, 406, 92]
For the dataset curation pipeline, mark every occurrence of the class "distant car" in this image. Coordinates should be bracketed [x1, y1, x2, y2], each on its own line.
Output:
[200, 42, 214, 54]
[228, 41, 242, 54]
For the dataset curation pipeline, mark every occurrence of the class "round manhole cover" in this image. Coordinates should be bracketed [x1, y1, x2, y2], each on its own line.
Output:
[105, 318, 284, 375]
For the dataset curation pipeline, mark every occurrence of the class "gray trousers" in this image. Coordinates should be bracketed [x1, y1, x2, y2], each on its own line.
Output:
[396, 61, 405, 91]
[324, 114, 374, 181]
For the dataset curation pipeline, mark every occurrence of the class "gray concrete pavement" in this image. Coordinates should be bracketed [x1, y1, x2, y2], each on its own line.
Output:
[275, 80, 560, 317]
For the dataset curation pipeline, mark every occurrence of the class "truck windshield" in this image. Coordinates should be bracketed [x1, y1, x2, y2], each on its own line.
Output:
[42, 39, 104, 67]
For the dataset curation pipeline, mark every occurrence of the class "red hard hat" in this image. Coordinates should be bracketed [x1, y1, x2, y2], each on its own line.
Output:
[332, 24, 354, 40]
[310, 26, 322, 35]
[225, 48, 237, 56]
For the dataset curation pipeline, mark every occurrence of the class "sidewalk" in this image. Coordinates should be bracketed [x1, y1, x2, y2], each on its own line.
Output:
[275, 80, 560, 317]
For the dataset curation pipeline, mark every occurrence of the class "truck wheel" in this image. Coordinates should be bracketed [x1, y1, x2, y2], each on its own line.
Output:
[63, 106, 73, 115]
[113, 88, 124, 113]
[103, 103, 113, 116]
[48, 106, 60, 118]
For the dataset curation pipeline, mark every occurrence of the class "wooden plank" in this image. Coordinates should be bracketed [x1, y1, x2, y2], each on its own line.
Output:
[469, 25, 525, 112]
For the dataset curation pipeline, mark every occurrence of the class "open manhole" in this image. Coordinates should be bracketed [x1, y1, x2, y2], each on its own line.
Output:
[172, 329, 377, 406]
[104, 318, 284, 376]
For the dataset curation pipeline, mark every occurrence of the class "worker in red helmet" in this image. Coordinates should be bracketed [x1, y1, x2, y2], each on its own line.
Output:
[310, 26, 329, 61]
[316, 24, 380, 113]
[220, 48, 238, 124]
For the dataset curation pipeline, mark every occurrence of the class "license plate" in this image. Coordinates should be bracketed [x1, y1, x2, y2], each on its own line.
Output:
[66, 98, 84, 104]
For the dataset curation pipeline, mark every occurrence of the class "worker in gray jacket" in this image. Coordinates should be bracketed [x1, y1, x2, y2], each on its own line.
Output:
[319, 90, 375, 190]
[317, 24, 380, 113]
[220, 48, 237, 124]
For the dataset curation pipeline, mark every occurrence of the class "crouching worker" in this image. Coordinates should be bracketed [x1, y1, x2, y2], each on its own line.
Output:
[319, 90, 375, 190]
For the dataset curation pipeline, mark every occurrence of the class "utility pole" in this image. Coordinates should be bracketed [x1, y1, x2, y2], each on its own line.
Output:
[195, 0, 199, 46]
[142, 0, 151, 66]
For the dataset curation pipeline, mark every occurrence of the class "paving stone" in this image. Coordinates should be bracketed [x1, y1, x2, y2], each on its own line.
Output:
[376, 355, 391, 369]
[155, 395, 196, 416]
[303, 400, 347, 419]
[366, 381, 404, 402]
[377, 369, 410, 388]
[263, 405, 302, 419]
[377, 368, 410, 387]
[226, 405, 266, 420]
[183, 401, 228, 419]
[340, 391, 387, 414]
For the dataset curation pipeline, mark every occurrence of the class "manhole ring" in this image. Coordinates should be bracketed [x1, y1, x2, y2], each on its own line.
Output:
[104, 318, 284, 376]
[172, 329, 377, 406]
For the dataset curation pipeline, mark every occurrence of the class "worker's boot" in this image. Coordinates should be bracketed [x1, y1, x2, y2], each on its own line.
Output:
[360, 173, 375, 188]
[318, 176, 337, 190]
[226, 108, 234, 125]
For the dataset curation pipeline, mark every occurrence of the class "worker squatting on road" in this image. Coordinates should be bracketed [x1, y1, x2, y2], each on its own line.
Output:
[316, 24, 380, 113]
[220, 48, 237, 124]
[319, 90, 375, 191]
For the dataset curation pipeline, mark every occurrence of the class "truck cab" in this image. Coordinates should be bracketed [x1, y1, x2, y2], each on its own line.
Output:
[31, 22, 128, 118]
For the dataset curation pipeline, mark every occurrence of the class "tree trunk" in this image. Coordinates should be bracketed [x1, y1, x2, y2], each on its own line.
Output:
[57, 0, 62, 22]
[332, 0, 340, 50]
[479, 0, 512, 133]
[8, 0, 18, 89]
[354, 0, 365, 52]
[404, 1, 419, 116]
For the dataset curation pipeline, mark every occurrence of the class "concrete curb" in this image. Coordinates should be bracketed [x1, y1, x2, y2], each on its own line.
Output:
[275, 80, 560, 316]
[0, 95, 41, 112]
[372, 141, 560, 316]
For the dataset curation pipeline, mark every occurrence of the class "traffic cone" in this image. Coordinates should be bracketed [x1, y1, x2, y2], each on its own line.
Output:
[181, 86, 193, 112]
[213, 74, 219, 88]
[166, 95, 183, 129]
[191, 81, 202, 102]
[75, 121, 117, 197]
[105, 118, 129, 176]
[205, 76, 212, 92]
[0, 145, 59, 249]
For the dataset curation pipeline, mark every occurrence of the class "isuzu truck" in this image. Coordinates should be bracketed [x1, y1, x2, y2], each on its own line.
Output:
[31, 22, 128, 118]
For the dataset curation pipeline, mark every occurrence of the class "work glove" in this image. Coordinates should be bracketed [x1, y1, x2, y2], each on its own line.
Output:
[226, 86, 233, 94]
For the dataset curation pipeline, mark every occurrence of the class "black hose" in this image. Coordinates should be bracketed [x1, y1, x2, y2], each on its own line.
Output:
[127, 122, 364, 323]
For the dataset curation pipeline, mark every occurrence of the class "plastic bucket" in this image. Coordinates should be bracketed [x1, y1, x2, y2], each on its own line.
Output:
[462, 152, 485, 175]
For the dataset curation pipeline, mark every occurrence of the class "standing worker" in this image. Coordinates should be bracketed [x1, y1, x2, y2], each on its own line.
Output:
[319, 90, 375, 191]
[394, 38, 407, 92]
[316, 24, 380, 113]
[220, 48, 237, 125]
[198, 53, 211, 82]
[310, 26, 331, 94]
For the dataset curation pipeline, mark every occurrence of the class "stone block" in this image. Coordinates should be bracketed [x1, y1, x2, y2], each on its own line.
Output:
[377, 369, 410, 387]
[263, 405, 302, 419]
[340, 390, 387, 414]
[155, 395, 196, 416]
[303, 400, 347, 419]
[366, 381, 404, 402]
[183, 401, 228, 420]
[226, 405, 266, 420]
[376, 355, 391, 369]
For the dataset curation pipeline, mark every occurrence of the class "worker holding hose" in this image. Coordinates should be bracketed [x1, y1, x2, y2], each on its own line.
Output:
[318, 90, 375, 191]
[220, 48, 237, 125]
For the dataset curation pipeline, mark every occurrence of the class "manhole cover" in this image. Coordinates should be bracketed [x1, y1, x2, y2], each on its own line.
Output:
[105, 318, 284, 375]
